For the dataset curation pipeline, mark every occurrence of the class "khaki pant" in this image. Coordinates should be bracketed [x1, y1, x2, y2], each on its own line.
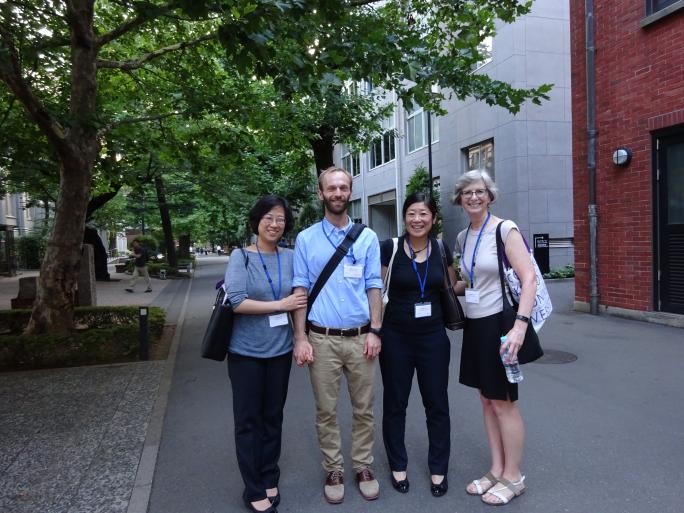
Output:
[129, 266, 151, 290]
[308, 330, 375, 472]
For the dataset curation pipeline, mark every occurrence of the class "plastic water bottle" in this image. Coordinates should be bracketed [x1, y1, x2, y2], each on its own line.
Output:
[500, 336, 523, 383]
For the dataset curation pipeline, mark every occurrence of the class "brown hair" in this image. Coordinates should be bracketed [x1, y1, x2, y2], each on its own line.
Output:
[318, 166, 353, 191]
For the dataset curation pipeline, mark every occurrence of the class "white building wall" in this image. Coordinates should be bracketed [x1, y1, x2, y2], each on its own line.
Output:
[339, 0, 573, 268]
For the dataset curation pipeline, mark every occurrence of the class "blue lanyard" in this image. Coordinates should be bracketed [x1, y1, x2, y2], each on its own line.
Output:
[322, 218, 356, 264]
[408, 239, 431, 302]
[461, 211, 491, 288]
[255, 243, 282, 300]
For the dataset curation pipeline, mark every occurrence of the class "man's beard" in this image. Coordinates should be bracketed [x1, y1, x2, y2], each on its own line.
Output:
[323, 197, 349, 215]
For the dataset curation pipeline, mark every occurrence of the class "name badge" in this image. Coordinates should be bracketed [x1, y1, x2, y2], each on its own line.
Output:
[344, 264, 363, 279]
[414, 302, 432, 318]
[465, 289, 480, 304]
[269, 313, 289, 327]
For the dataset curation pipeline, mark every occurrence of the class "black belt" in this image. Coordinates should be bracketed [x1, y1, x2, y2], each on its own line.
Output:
[307, 322, 370, 337]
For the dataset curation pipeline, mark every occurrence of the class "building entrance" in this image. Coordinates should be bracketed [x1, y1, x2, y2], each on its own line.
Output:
[656, 131, 684, 314]
[368, 190, 397, 241]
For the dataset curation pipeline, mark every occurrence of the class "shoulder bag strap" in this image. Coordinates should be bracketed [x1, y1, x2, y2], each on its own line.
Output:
[495, 221, 516, 311]
[306, 223, 366, 317]
[383, 237, 399, 292]
[220, 248, 250, 306]
[436, 239, 454, 289]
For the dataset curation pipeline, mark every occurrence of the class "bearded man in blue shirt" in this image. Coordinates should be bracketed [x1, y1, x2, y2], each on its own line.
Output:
[292, 166, 383, 505]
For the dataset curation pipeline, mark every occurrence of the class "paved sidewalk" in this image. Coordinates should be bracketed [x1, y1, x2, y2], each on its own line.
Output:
[0, 362, 165, 513]
[0, 258, 207, 513]
[2, 263, 683, 513]
[0, 265, 174, 310]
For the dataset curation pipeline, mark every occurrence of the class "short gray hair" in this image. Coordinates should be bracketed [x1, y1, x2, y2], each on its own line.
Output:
[451, 170, 498, 205]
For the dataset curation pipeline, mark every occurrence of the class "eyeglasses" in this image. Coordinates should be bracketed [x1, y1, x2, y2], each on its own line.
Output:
[461, 189, 488, 199]
[262, 215, 286, 226]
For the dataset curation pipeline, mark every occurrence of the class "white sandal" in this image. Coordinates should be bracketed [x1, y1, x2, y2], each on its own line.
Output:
[466, 471, 498, 495]
[482, 476, 526, 506]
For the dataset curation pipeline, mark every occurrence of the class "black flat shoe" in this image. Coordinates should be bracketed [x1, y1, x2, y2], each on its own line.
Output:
[268, 493, 280, 508]
[391, 473, 410, 493]
[430, 476, 448, 497]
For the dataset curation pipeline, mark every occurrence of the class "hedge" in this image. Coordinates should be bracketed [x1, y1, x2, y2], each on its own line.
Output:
[0, 306, 166, 370]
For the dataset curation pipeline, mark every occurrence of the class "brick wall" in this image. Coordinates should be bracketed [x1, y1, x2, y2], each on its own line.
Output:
[570, 1, 684, 311]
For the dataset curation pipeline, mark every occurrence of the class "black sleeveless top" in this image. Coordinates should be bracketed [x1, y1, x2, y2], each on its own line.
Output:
[380, 236, 452, 334]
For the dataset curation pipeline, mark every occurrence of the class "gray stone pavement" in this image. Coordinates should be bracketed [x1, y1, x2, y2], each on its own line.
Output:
[0, 265, 175, 310]
[149, 267, 684, 513]
[2, 258, 684, 513]
[0, 260, 203, 513]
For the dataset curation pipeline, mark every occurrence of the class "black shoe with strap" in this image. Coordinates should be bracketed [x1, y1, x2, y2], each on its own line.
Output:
[431, 476, 448, 497]
[391, 473, 409, 493]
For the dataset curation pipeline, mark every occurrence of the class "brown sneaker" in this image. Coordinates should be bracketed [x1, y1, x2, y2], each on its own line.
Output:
[324, 470, 344, 504]
[356, 468, 379, 500]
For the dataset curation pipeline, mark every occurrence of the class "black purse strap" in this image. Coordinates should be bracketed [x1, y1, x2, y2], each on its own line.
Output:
[436, 239, 454, 290]
[219, 248, 249, 306]
[495, 221, 517, 312]
[306, 222, 366, 318]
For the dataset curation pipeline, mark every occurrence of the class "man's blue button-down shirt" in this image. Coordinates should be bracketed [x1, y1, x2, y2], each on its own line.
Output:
[293, 217, 382, 329]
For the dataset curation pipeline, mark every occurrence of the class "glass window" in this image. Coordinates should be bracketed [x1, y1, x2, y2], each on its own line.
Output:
[341, 146, 361, 177]
[5, 194, 16, 218]
[370, 113, 395, 169]
[406, 105, 439, 153]
[647, 0, 679, 14]
[23, 194, 32, 221]
[666, 142, 684, 224]
[350, 199, 363, 224]
[465, 140, 495, 178]
[473, 36, 493, 70]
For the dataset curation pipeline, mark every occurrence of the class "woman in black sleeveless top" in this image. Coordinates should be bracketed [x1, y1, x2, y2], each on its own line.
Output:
[379, 192, 456, 498]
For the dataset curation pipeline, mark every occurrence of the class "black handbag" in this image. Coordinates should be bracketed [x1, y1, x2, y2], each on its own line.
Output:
[437, 239, 466, 331]
[201, 249, 248, 361]
[495, 223, 543, 364]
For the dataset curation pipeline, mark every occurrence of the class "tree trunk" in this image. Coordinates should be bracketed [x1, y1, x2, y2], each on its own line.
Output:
[83, 187, 121, 281]
[26, 158, 94, 334]
[25, 0, 98, 335]
[154, 175, 178, 268]
[178, 235, 191, 259]
[310, 124, 336, 175]
[83, 226, 111, 281]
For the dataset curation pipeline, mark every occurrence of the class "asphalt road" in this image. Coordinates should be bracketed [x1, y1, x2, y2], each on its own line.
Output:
[148, 257, 684, 513]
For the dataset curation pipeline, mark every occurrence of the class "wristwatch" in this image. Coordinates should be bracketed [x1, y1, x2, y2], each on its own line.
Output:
[515, 313, 531, 324]
[369, 327, 382, 337]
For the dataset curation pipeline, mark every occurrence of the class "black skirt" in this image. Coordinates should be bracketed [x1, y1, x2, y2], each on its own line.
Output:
[459, 312, 518, 402]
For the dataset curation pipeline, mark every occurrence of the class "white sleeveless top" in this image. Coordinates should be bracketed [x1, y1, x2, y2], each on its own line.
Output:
[456, 219, 518, 319]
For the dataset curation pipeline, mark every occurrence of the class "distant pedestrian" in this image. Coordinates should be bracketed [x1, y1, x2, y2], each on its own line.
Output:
[452, 170, 536, 505]
[379, 192, 453, 497]
[125, 240, 152, 293]
[292, 166, 383, 505]
[225, 195, 307, 513]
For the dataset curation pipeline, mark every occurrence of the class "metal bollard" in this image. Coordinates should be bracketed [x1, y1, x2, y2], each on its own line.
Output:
[139, 306, 149, 360]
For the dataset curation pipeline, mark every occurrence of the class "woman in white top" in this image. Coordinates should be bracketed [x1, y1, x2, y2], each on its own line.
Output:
[451, 170, 536, 506]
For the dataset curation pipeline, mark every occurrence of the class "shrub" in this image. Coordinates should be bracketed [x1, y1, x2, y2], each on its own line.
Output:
[16, 234, 46, 269]
[0, 306, 166, 370]
[543, 264, 575, 279]
[130, 235, 159, 254]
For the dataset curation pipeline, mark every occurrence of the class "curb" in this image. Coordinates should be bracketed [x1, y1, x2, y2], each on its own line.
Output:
[126, 275, 194, 513]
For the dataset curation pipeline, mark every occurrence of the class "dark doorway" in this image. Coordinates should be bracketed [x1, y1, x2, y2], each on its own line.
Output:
[655, 130, 684, 314]
[0, 226, 17, 276]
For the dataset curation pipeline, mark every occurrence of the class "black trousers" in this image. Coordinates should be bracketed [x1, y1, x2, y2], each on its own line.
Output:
[227, 351, 292, 502]
[379, 326, 451, 475]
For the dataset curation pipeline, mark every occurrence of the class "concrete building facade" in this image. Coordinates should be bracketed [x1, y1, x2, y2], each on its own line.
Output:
[336, 0, 574, 268]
